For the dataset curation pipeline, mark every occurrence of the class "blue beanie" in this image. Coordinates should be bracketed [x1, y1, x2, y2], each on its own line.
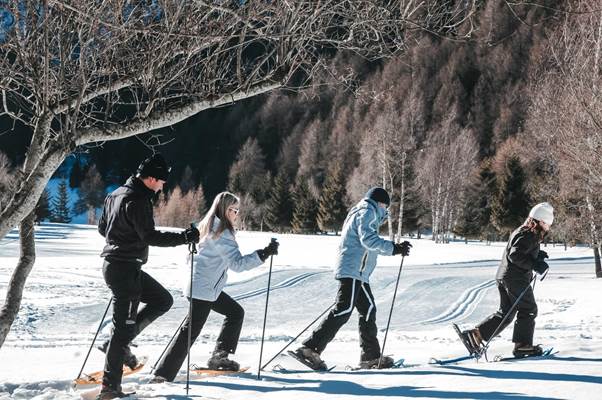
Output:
[365, 187, 390, 206]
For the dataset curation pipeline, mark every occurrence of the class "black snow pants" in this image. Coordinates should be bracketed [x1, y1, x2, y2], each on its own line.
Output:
[154, 292, 244, 381]
[476, 277, 538, 345]
[303, 278, 381, 361]
[101, 259, 173, 390]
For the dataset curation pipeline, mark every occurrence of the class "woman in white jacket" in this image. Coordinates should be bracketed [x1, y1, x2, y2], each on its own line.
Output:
[151, 192, 279, 382]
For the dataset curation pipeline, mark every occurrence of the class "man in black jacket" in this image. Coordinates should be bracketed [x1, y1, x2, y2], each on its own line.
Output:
[96, 154, 200, 400]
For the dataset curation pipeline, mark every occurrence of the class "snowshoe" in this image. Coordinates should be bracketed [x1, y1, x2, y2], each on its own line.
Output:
[288, 346, 328, 371]
[513, 344, 544, 358]
[358, 355, 395, 369]
[207, 350, 240, 371]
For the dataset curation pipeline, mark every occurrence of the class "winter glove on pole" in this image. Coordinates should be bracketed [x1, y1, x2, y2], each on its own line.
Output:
[533, 259, 549, 275]
[183, 226, 200, 244]
[392, 241, 412, 256]
[537, 250, 549, 261]
[257, 239, 279, 261]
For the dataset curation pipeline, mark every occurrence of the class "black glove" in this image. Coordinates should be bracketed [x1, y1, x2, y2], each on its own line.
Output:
[533, 259, 549, 275]
[392, 241, 412, 256]
[257, 239, 279, 261]
[537, 250, 549, 261]
[183, 226, 200, 244]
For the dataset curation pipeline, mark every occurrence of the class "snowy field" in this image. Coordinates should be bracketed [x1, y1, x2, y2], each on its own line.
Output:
[1, 223, 601, 399]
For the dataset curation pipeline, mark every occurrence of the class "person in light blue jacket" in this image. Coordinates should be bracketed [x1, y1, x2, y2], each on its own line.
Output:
[151, 192, 279, 382]
[294, 187, 411, 370]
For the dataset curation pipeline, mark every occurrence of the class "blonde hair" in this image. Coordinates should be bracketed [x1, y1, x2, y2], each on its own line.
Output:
[198, 191, 239, 239]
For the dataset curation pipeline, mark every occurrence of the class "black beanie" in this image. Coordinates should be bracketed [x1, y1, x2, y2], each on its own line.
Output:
[137, 154, 171, 181]
[365, 187, 390, 206]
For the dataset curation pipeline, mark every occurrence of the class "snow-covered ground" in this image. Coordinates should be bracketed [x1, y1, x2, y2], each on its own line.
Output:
[1, 223, 601, 399]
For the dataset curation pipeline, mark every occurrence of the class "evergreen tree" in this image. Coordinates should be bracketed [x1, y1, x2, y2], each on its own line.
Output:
[454, 161, 496, 241]
[264, 172, 293, 232]
[228, 137, 269, 203]
[52, 180, 72, 223]
[74, 165, 105, 224]
[400, 188, 424, 236]
[491, 156, 530, 235]
[291, 178, 319, 234]
[317, 161, 348, 234]
[34, 188, 52, 223]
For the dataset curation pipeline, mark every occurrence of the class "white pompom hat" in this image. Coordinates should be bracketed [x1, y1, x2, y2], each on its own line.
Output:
[528, 202, 554, 226]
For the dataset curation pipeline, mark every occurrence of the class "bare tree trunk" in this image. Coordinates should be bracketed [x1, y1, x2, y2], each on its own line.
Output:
[0, 213, 36, 348]
[87, 206, 96, 225]
[585, 193, 602, 277]
[593, 10, 602, 94]
[396, 152, 406, 242]
[433, 165, 444, 243]
[388, 169, 395, 241]
[594, 246, 602, 278]
[380, 140, 394, 240]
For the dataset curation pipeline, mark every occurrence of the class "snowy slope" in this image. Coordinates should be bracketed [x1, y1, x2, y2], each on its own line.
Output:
[0, 223, 601, 399]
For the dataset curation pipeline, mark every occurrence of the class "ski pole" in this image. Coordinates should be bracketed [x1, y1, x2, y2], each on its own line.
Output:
[260, 300, 336, 371]
[257, 238, 277, 380]
[480, 272, 544, 359]
[378, 254, 405, 369]
[73, 297, 112, 387]
[185, 225, 197, 396]
[150, 315, 186, 373]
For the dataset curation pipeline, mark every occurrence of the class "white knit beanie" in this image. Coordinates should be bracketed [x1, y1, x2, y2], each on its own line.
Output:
[528, 202, 554, 226]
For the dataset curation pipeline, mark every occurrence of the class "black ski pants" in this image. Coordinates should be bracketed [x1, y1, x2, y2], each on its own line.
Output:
[477, 278, 538, 345]
[154, 292, 244, 381]
[303, 278, 380, 362]
[101, 259, 173, 390]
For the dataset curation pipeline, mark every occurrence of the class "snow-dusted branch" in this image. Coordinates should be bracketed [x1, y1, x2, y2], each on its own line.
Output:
[76, 81, 281, 145]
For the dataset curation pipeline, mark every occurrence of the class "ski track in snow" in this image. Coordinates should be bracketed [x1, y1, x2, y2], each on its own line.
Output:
[418, 279, 496, 325]
[232, 271, 327, 301]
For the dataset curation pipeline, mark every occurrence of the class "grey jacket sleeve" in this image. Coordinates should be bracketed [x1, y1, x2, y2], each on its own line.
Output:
[220, 236, 263, 272]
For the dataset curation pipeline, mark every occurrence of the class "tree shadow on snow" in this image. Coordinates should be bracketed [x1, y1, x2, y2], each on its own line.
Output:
[439, 365, 602, 385]
[189, 377, 557, 399]
[549, 355, 602, 363]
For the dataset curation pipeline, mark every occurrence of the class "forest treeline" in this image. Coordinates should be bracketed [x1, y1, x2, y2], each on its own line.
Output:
[1, 1, 600, 267]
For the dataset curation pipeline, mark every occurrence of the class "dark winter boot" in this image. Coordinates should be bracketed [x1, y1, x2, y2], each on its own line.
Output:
[513, 344, 543, 358]
[359, 355, 395, 369]
[95, 385, 132, 399]
[148, 375, 168, 384]
[207, 350, 240, 371]
[465, 328, 484, 353]
[292, 346, 327, 371]
[98, 340, 139, 370]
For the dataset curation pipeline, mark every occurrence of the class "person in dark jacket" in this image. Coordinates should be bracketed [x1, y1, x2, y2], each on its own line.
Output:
[96, 154, 200, 400]
[293, 187, 412, 370]
[460, 202, 554, 358]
